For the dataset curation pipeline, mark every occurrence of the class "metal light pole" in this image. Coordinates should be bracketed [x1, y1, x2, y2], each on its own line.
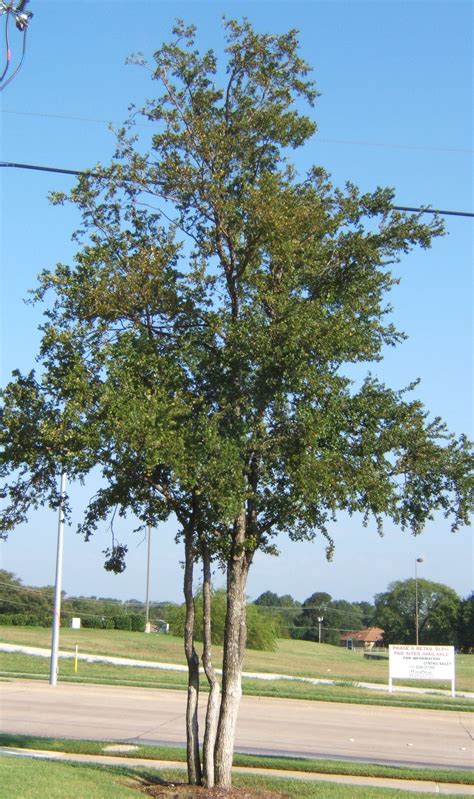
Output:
[50, 471, 67, 686]
[415, 557, 423, 645]
[144, 524, 152, 633]
[318, 616, 324, 644]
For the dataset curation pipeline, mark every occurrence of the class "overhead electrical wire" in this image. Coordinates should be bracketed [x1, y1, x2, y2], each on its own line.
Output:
[0, 160, 473, 218]
[2, 109, 472, 155]
[0, 580, 171, 607]
[0, 595, 154, 619]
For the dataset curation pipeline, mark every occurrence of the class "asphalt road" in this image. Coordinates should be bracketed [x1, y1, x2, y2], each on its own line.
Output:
[1, 680, 473, 769]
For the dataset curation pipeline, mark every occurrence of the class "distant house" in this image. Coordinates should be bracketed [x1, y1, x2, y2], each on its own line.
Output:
[340, 627, 384, 650]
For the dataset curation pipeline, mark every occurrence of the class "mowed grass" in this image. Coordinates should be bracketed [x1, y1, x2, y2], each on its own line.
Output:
[1, 625, 473, 693]
[230, 772, 474, 799]
[0, 650, 189, 690]
[1, 733, 472, 786]
[1, 650, 470, 711]
[0, 755, 145, 798]
[1, 757, 472, 799]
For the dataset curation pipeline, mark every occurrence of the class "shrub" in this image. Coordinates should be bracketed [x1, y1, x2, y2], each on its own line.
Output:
[168, 588, 278, 651]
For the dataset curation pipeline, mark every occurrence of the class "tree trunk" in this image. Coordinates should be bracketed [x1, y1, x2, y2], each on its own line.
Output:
[183, 527, 202, 785]
[201, 543, 221, 787]
[214, 508, 250, 788]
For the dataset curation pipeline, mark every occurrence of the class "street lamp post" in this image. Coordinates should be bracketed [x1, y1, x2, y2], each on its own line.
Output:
[318, 616, 324, 644]
[415, 557, 423, 645]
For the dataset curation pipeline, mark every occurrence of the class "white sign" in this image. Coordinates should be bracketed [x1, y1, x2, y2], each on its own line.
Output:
[389, 645, 455, 696]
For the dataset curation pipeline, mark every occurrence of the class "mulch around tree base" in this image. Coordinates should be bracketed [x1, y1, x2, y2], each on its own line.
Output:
[139, 780, 287, 799]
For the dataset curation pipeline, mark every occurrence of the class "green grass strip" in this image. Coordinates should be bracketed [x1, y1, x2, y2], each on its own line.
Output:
[230, 771, 474, 799]
[1, 732, 472, 786]
[3, 758, 471, 799]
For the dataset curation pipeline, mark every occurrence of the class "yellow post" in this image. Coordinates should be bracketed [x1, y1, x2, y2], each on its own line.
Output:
[74, 644, 78, 673]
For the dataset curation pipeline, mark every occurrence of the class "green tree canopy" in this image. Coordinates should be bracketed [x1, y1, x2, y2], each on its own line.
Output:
[456, 593, 474, 653]
[253, 590, 301, 637]
[169, 588, 279, 650]
[0, 18, 472, 788]
[374, 578, 461, 645]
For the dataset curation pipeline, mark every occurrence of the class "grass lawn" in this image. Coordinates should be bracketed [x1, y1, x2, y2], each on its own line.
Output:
[1, 626, 473, 693]
[1, 650, 472, 712]
[1, 732, 472, 786]
[230, 772, 474, 799]
[1, 757, 473, 799]
[0, 755, 144, 798]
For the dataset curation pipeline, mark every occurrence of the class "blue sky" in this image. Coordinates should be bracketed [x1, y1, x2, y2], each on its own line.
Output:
[0, 1, 472, 609]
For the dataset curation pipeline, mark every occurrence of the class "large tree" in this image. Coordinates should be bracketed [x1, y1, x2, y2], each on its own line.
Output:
[0, 19, 473, 788]
[374, 578, 461, 645]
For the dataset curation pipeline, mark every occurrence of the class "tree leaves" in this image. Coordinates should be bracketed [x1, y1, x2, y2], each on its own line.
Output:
[0, 16, 472, 567]
[374, 579, 461, 645]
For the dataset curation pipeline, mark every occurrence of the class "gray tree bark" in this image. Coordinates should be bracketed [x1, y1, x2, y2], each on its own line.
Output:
[183, 526, 202, 785]
[201, 543, 221, 787]
[214, 509, 250, 787]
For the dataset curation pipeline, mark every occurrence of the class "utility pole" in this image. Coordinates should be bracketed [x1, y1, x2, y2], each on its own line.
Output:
[318, 616, 324, 644]
[50, 471, 66, 686]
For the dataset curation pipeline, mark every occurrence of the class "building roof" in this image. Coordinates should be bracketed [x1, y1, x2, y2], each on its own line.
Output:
[340, 627, 384, 642]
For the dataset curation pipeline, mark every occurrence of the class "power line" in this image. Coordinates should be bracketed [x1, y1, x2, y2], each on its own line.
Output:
[286, 625, 359, 632]
[255, 605, 375, 624]
[0, 595, 152, 619]
[390, 206, 473, 219]
[2, 109, 472, 155]
[0, 580, 54, 595]
[1, 160, 473, 218]
[0, 160, 88, 177]
[0, 580, 173, 608]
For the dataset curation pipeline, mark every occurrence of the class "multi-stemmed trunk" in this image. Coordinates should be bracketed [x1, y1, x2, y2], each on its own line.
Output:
[183, 507, 251, 788]
[183, 527, 202, 785]
[201, 543, 221, 787]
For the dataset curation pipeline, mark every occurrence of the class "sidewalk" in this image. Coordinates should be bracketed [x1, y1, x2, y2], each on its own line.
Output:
[2, 643, 473, 698]
[1, 746, 473, 795]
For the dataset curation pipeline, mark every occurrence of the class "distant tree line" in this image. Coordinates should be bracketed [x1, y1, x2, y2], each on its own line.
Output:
[0, 570, 177, 632]
[254, 590, 375, 645]
[253, 589, 375, 644]
[253, 584, 474, 652]
[1, 569, 472, 651]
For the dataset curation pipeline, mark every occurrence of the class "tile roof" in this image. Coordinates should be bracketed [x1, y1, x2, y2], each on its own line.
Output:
[340, 627, 384, 642]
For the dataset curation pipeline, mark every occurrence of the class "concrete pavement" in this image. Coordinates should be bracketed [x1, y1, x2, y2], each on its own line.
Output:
[1, 679, 473, 769]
